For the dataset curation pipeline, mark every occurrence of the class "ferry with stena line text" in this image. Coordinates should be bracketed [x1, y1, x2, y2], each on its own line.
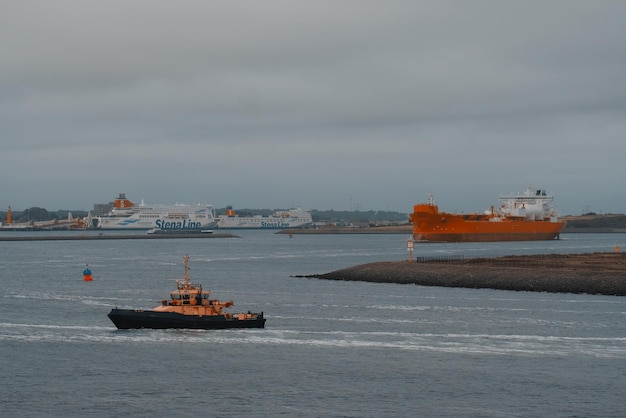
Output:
[216, 206, 312, 229]
[96, 193, 217, 231]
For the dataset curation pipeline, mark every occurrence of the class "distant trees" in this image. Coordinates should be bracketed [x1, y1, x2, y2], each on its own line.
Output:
[212, 208, 409, 223]
[22, 207, 50, 222]
[311, 209, 409, 224]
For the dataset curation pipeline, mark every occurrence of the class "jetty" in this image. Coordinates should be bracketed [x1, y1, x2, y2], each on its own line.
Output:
[0, 232, 239, 241]
[302, 252, 626, 296]
[278, 225, 412, 234]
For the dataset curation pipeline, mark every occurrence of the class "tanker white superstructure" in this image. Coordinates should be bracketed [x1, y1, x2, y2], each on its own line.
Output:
[216, 206, 312, 229]
[495, 186, 560, 222]
[96, 193, 216, 231]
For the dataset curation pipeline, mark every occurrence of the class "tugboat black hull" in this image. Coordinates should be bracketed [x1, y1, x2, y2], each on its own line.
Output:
[108, 308, 265, 330]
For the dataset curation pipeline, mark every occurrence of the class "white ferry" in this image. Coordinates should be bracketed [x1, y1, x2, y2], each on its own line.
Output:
[216, 206, 312, 229]
[96, 193, 217, 231]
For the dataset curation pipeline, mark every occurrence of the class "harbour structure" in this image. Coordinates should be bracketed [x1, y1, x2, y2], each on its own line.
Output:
[0, 206, 90, 230]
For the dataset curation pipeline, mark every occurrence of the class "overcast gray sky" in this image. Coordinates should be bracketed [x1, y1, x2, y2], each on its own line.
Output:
[2, 1, 625, 215]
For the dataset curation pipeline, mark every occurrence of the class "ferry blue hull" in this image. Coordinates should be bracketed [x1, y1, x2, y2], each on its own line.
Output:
[108, 308, 265, 330]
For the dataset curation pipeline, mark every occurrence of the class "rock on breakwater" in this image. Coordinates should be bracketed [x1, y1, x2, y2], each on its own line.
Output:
[302, 252, 626, 296]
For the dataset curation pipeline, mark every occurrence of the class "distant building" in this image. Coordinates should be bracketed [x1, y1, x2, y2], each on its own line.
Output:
[93, 202, 113, 216]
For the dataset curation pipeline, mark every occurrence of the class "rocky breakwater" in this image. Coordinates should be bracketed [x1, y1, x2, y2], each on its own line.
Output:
[304, 252, 626, 296]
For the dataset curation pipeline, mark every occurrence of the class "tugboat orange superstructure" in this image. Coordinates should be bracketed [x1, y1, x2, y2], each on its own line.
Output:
[108, 255, 265, 329]
[410, 186, 566, 242]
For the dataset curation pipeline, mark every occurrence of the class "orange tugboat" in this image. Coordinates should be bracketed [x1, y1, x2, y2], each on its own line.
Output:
[108, 255, 265, 329]
[410, 186, 566, 242]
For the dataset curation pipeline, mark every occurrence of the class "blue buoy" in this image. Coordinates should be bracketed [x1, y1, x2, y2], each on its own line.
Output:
[83, 265, 93, 281]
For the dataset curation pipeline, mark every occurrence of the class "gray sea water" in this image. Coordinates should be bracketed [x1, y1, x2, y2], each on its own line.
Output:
[1, 231, 625, 417]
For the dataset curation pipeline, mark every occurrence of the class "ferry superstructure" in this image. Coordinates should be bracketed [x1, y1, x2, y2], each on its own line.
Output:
[96, 193, 216, 231]
[216, 206, 312, 229]
[410, 186, 566, 242]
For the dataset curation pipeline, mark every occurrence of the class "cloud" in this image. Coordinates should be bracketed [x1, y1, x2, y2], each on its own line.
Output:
[1, 1, 625, 214]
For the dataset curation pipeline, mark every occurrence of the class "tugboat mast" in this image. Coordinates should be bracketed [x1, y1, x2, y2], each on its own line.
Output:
[183, 254, 190, 285]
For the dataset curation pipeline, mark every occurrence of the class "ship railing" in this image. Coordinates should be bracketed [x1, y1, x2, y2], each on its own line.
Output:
[415, 255, 464, 263]
[415, 255, 565, 268]
[466, 258, 565, 268]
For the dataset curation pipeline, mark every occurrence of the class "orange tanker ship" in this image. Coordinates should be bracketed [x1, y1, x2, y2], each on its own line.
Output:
[410, 186, 566, 242]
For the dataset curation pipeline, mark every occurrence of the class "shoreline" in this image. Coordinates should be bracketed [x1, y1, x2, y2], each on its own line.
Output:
[278, 226, 412, 234]
[300, 252, 626, 296]
[279, 225, 626, 234]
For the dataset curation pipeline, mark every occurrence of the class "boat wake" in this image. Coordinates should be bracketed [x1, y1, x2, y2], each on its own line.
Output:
[2, 323, 623, 358]
[6, 292, 134, 307]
